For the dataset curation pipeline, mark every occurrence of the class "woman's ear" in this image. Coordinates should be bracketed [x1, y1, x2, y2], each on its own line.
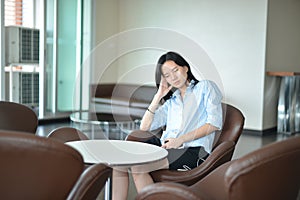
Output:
[184, 66, 189, 73]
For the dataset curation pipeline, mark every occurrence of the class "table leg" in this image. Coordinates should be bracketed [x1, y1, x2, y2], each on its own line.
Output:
[294, 77, 300, 132]
[104, 177, 112, 200]
[278, 76, 300, 134]
[106, 123, 110, 139]
[119, 122, 124, 140]
[91, 124, 95, 139]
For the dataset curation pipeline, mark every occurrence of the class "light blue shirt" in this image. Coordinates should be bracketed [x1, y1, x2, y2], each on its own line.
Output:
[150, 80, 223, 154]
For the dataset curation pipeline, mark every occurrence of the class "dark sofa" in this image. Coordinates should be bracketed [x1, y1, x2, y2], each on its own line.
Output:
[90, 83, 157, 118]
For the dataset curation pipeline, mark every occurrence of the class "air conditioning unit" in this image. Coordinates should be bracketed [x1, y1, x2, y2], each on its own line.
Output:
[5, 71, 39, 107]
[5, 26, 39, 65]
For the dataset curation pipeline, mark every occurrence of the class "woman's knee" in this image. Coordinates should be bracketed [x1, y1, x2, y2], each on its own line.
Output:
[113, 168, 129, 178]
[131, 159, 169, 174]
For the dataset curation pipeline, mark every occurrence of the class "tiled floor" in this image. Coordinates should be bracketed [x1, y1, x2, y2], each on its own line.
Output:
[37, 120, 299, 200]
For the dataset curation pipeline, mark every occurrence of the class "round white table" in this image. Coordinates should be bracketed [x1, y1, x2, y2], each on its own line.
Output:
[66, 140, 168, 200]
[66, 140, 168, 166]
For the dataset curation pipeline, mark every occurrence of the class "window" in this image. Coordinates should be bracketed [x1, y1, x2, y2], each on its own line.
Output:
[5, 0, 34, 27]
[2, 0, 91, 118]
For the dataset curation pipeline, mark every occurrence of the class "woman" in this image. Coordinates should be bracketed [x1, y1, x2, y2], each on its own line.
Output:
[113, 51, 223, 200]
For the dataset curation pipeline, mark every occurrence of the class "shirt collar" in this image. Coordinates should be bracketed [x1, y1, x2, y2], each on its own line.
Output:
[172, 80, 195, 99]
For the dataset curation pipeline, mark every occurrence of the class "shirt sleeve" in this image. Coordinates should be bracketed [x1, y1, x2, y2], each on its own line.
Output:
[203, 80, 223, 130]
[149, 101, 169, 131]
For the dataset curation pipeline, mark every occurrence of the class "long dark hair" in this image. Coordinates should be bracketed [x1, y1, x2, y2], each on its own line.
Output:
[155, 51, 199, 101]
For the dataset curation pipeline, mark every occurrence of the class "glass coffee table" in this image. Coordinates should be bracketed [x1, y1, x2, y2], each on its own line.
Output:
[70, 111, 141, 140]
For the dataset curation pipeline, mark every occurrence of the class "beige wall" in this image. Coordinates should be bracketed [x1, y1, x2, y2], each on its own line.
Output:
[91, 0, 299, 131]
[92, 0, 119, 83]
[266, 0, 300, 72]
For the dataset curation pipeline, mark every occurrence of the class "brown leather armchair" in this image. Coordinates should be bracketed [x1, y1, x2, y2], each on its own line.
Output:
[126, 103, 245, 186]
[47, 126, 89, 142]
[0, 130, 111, 200]
[0, 101, 38, 133]
[136, 135, 300, 200]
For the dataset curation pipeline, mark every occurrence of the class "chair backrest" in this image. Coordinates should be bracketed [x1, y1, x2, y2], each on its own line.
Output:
[48, 127, 89, 143]
[192, 136, 300, 200]
[0, 101, 38, 133]
[226, 135, 300, 200]
[213, 103, 245, 148]
[0, 130, 84, 200]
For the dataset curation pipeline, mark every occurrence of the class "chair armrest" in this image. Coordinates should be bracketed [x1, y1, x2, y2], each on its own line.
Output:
[150, 141, 235, 186]
[136, 182, 204, 200]
[67, 164, 112, 200]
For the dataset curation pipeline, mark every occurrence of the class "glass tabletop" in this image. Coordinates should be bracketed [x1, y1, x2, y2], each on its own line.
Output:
[70, 111, 141, 125]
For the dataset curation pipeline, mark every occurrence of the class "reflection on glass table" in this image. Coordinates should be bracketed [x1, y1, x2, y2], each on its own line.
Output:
[70, 111, 141, 139]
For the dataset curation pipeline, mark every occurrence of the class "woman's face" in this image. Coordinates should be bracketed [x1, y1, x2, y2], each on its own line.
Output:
[161, 60, 189, 89]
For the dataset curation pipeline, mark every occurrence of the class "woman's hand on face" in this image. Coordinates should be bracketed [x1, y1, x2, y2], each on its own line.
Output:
[157, 76, 172, 99]
[161, 137, 183, 149]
